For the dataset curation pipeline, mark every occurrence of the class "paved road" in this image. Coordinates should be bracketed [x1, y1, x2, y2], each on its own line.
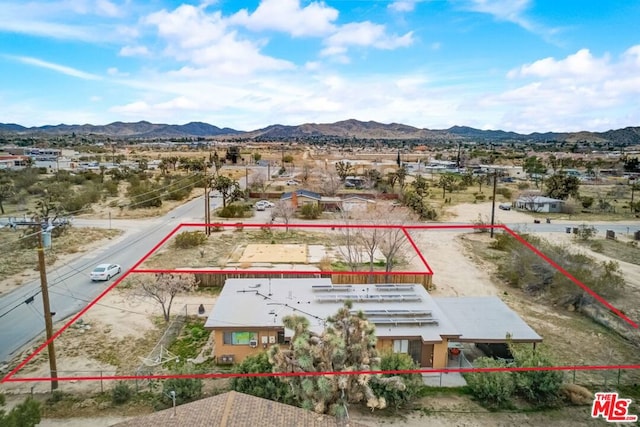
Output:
[0, 195, 209, 364]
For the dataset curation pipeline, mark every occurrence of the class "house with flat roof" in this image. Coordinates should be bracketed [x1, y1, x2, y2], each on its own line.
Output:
[204, 278, 541, 368]
[515, 195, 564, 213]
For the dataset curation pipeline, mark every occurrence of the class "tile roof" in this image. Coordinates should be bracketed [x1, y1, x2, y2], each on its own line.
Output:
[111, 391, 368, 427]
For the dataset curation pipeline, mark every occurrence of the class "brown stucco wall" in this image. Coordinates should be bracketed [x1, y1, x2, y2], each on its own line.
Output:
[432, 339, 449, 369]
[213, 328, 282, 362]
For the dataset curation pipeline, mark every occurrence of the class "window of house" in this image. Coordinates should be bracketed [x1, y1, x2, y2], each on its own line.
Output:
[550, 204, 557, 208]
[223, 331, 258, 345]
[393, 339, 409, 353]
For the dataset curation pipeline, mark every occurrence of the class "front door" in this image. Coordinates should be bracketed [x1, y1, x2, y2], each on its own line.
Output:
[408, 340, 422, 365]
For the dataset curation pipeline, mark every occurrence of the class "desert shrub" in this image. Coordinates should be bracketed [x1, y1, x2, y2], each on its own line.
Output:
[128, 182, 163, 208]
[475, 193, 486, 202]
[465, 357, 514, 408]
[162, 376, 203, 405]
[580, 196, 594, 209]
[218, 204, 248, 218]
[496, 187, 512, 199]
[517, 182, 530, 190]
[174, 231, 207, 248]
[370, 352, 423, 410]
[0, 396, 41, 427]
[590, 241, 604, 253]
[112, 382, 133, 405]
[574, 224, 598, 241]
[230, 352, 294, 405]
[300, 203, 322, 219]
[509, 344, 563, 407]
[103, 180, 119, 197]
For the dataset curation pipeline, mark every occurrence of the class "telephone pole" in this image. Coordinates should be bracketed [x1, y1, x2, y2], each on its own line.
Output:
[37, 222, 58, 390]
[490, 170, 498, 238]
[204, 172, 211, 236]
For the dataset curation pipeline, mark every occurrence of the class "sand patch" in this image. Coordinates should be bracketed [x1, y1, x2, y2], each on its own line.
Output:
[238, 244, 308, 264]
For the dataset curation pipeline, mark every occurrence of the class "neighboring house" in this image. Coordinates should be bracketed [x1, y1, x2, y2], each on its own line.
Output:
[340, 195, 376, 213]
[515, 196, 564, 213]
[204, 278, 541, 369]
[0, 155, 29, 170]
[280, 189, 321, 207]
[112, 390, 367, 427]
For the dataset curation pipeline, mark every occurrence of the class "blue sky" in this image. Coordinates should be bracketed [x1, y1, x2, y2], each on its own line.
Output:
[0, 0, 639, 132]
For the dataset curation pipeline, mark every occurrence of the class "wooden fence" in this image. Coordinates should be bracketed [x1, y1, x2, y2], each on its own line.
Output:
[194, 272, 432, 289]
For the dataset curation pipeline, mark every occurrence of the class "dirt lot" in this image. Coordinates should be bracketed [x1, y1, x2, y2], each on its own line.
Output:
[0, 227, 123, 295]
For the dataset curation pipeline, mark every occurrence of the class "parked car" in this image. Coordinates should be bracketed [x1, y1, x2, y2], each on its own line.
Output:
[255, 200, 275, 208]
[90, 263, 121, 281]
[285, 180, 300, 186]
[498, 203, 512, 211]
[256, 204, 266, 211]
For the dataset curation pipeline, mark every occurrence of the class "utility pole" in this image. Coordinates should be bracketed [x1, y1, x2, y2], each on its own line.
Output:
[37, 221, 58, 390]
[204, 173, 211, 236]
[490, 169, 498, 238]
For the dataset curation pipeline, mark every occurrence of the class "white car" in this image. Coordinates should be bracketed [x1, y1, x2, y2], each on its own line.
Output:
[285, 180, 300, 186]
[90, 263, 121, 281]
[255, 200, 275, 209]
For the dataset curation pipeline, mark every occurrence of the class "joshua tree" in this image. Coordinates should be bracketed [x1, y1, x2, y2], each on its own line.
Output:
[269, 302, 406, 417]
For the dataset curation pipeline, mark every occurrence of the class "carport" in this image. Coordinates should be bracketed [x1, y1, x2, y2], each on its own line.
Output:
[434, 297, 542, 360]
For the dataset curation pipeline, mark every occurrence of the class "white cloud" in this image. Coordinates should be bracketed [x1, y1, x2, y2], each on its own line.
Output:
[119, 45, 150, 57]
[507, 49, 611, 81]
[388, 1, 418, 13]
[230, 0, 338, 37]
[8, 55, 102, 80]
[142, 4, 294, 76]
[0, 1, 129, 41]
[321, 22, 414, 56]
[475, 46, 640, 132]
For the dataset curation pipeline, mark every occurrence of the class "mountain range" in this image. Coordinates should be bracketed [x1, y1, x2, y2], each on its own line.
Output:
[1, 119, 639, 144]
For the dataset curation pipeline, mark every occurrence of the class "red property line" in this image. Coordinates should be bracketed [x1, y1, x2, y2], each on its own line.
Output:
[3, 364, 640, 383]
[3, 221, 638, 384]
[501, 225, 638, 328]
[401, 227, 434, 275]
[1, 223, 186, 383]
[132, 269, 431, 276]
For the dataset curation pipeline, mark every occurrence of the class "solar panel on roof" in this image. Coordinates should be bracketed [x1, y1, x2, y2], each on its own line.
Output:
[375, 284, 415, 291]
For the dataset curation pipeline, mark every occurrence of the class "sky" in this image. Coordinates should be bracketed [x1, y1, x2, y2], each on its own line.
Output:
[0, 0, 639, 133]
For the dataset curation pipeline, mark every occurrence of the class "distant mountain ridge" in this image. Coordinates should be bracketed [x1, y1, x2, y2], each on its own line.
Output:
[0, 121, 239, 138]
[0, 119, 638, 144]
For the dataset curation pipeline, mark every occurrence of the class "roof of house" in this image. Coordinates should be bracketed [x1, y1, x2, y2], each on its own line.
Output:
[111, 391, 365, 427]
[281, 189, 322, 200]
[433, 297, 542, 343]
[205, 279, 542, 345]
[341, 196, 375, 203]
[204, 278, 460, 342]
[515, 196, 564, 203]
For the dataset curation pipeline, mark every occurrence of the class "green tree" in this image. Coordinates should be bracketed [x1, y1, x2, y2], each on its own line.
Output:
[0, 182, 15, 214]
[370, 352, 423, 411]
[335, 161, 352, 182]
[509, 343, 563, 407]
[545, 173, 580, 200]
[269, 302, 406, 416]
[211, 175, 243, 208]
[438, 173, 456, 199]
[412, 174, 429, 197]
[231, 352, 294, 405]
[0, 396, 41, 427]
[162, 376, 203, 405]
[253, 152, 262, 164]
[465, 357, 515, 408]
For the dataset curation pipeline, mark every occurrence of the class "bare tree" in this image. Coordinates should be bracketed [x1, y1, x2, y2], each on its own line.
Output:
[248, 172, 267, 194]
[318, 171, 342, 196]
[273, 200, 297, 232]
[335, 213, 364, 271]
[377, 207, 417, 276]
[137, 273, 197, 322]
